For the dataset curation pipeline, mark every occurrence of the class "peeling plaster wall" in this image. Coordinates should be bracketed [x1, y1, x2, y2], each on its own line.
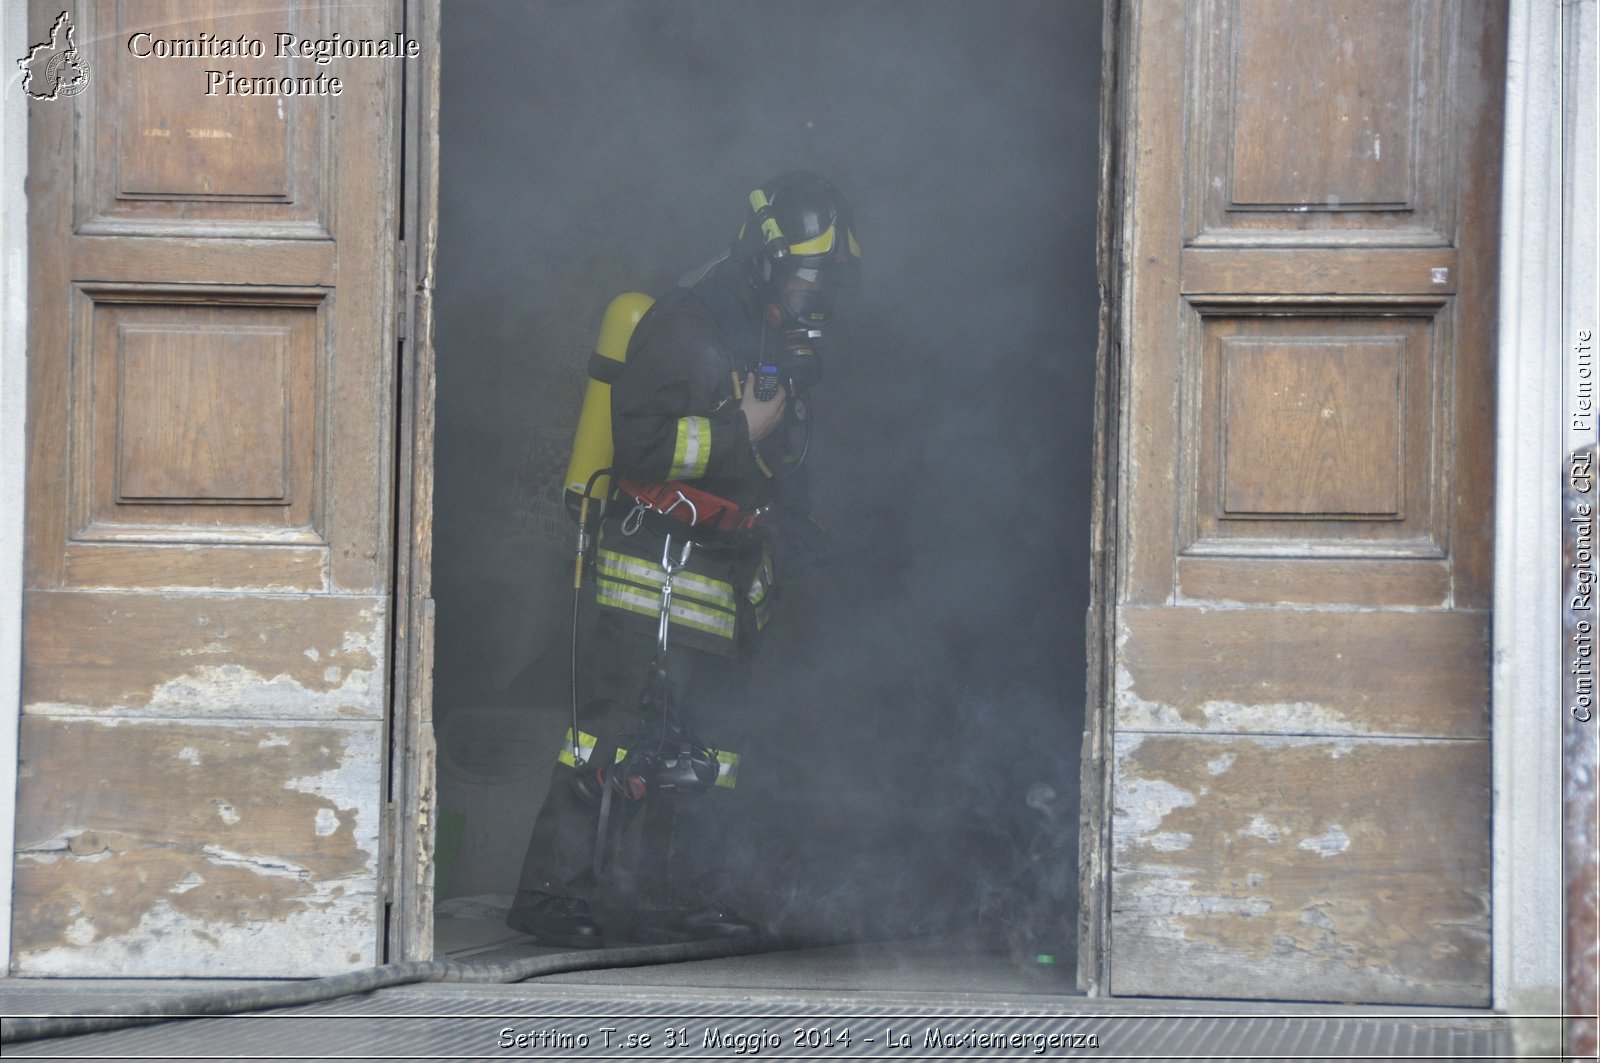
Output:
[0, 1, 29, 977]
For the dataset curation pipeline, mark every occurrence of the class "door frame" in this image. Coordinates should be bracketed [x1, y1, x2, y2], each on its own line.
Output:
[1075, 0, 1127, 999]
[1495, 0, 1588, 1027]
[0, 0, 1569, 1002]
[376, 1, 1573, 1010]
[388, 0, 442, 964]
[0, 0, 1565, 997]
[1075, 0, 1568, 1013]
[0, 0, 30, 978]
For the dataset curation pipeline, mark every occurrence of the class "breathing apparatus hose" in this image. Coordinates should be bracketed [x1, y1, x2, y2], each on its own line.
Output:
[785, 380, 813, 471]
[569, 464, 616, 775]
[753, 320, 814, 478]
[0, 933, 801, 1045]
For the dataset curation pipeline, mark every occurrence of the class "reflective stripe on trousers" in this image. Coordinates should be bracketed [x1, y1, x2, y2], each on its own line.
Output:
[745, 548, 773, 632]
[556, 727, 739, 790]
[595, 547, 738, 643]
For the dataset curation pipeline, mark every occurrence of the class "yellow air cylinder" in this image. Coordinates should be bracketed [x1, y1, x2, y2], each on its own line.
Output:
[564, 291, 655, 513]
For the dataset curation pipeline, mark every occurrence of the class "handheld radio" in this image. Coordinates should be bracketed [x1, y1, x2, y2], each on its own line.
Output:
[754, 362, 783, 401]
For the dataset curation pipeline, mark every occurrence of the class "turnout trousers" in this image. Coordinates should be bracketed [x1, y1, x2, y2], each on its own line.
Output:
[516, 519, 764, 913]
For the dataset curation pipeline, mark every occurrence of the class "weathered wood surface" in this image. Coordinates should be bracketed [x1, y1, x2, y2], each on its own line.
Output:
[1116, 606, 1490, 738]
[389, 0, 443, 963]
[1098, 0, 1504, 1005]
[1078, 0, 1126, 992]
[23, 591, 386, 719]
[16, 0, 403, 976]
[12, 716, 381, 975]
[1180, 248, 1458, 295]
[1110, 732, 1490, 1005]
[63, 543, 328, 593]
[1175, 556, 1449, 608]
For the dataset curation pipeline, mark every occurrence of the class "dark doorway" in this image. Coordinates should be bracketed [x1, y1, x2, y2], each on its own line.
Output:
[430, 0, 1101, 991]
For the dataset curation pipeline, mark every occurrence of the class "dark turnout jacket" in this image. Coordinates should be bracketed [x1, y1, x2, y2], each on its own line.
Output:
[594, 260, 812, 656]
[610, 260, 808, 516]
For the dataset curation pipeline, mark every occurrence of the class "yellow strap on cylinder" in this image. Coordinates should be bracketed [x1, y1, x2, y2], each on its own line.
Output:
[564, 292, 655, 505]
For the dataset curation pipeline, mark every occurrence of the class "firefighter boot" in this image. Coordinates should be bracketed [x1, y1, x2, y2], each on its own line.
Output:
[506, 890, 605, 949]
[618, 905, 760, 944]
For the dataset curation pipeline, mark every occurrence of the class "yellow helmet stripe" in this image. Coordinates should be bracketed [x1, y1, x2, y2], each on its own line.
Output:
[787, 225, 836, 257]
[785, 224, 861, 259]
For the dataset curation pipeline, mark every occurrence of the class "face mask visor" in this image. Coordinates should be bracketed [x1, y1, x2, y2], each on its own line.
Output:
[777, 266, 836, 328]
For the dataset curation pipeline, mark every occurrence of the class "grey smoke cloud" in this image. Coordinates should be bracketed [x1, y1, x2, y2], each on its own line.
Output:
[434, 0, 1101, 974]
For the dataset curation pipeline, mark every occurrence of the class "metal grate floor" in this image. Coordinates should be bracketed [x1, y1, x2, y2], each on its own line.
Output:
[0, 941, 1516, 1061]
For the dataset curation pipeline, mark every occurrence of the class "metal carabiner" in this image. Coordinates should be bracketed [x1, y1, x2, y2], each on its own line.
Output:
[657, 490, 701, 528]
[621, 499, 647, 536]
[655, 533, 694, 660]
[665, 534, 694, 574]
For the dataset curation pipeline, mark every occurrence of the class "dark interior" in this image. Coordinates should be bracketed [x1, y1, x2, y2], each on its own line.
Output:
[430, 0, 1102, 991]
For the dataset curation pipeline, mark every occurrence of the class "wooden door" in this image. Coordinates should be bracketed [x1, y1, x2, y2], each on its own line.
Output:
[14, 0, 404, 976]
[1099, 0, 1504, 1005]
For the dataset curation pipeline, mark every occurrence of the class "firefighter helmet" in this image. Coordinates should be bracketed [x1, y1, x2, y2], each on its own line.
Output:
[733, 170, 861, 328]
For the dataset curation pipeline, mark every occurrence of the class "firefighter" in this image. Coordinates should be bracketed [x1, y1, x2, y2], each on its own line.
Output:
[507, 171, 861, 947]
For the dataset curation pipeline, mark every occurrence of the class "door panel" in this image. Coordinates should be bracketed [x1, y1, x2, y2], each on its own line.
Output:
[15, 0, 400, 976]
[1116, 606, 1489, 738]
[1188, 0, 1453, 244]
[1109, 0, 1503, 1004]
[12, 716, 381, 974]
[1112, 732, 1491, 1003]
[81, 2, 330, 237]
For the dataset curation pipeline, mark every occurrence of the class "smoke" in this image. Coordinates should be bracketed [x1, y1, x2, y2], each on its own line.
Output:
[434, 0, 1101, 979]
